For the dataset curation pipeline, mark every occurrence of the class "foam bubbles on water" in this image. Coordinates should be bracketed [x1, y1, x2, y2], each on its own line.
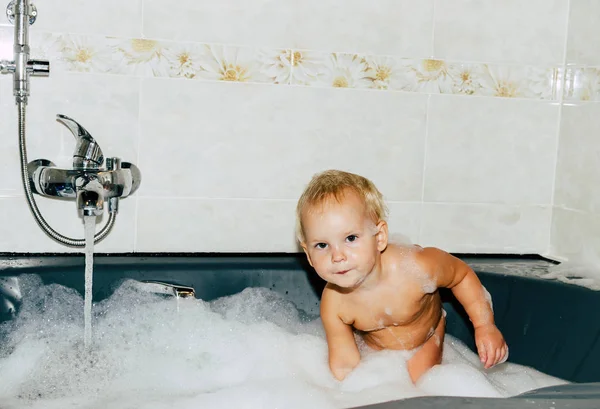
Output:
[0, 276, 567, 409]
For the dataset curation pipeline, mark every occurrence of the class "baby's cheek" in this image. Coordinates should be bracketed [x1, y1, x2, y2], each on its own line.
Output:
[311, 257, 331, 275]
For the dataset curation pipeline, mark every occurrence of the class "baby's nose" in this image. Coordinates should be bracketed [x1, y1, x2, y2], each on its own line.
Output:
[331, 247, 346, 262]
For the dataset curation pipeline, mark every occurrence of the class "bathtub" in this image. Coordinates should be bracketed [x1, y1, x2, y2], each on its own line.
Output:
[1, 253, 599, 409]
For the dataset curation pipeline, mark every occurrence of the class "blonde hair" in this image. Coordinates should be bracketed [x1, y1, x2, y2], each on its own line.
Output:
[296, 170, 388, 243]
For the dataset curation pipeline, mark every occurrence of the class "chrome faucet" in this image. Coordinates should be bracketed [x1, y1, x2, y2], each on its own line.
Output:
[2, 0, 137, 246]
[59, 114, 104, 170]
[0, 0, 49, 104]
[28, 115, 141, 217]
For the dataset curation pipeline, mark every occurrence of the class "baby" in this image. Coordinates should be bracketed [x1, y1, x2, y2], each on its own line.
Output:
[296, 170, 508, 383]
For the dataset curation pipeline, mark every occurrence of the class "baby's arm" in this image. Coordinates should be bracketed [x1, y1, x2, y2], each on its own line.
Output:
[321, 287, 360, 380]
[416, 247, 508, 368]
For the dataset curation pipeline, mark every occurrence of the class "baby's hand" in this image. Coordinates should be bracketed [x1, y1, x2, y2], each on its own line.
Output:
[474, 324, 508, 369]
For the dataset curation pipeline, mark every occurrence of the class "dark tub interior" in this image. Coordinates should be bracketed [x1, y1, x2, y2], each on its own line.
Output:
[1, 254, 600, 409]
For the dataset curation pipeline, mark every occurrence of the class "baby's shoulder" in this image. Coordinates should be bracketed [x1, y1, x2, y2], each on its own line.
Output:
[320, 284, 348, 316]
[384, 243, 425, 269]
[384, 244, 440, 282]
[322, 283, 345, 303]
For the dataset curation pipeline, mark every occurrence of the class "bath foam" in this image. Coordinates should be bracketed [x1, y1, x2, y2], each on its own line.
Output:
[468, 260, 600, 291]
[0, 276, 566, 409]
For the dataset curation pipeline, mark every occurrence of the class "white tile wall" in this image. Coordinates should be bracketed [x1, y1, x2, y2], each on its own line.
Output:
[550, 2, 600, 267]
[31, 0, 143, 38]
[551, 102, 600, 266]
[135, 198, 422, 252]
[144, 0, 435, 57]
[138, 79, 427, 201]
[0, 196, 136, 253]
[386, 202, 423, 246]
[424, 95, 559, 205]
[434, 0, 568, 65]
[554, 103, 600, 214]
[1, 0, 594, 256]
[551, 208, 600, 264]
[136, 198, 297, 252]
[566, 0, 600, 66]
[420, 203, 551, 253]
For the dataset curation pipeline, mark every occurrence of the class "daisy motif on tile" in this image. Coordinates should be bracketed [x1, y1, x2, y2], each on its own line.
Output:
[256, 48, 293, 85]
[291, 52, 372, 89]
[363, 56, 410, 90]
[447, 63, 485, 95]
[56, 34, 110, 74]
[479, 65, 558, 100]
[288, 50, 326, 85]
[477, 65, 525, 98]
[162, 42, 203, 79]
[112, 38, 169, 77]
[195, 44, 275, 84]
[403, 59, 454, 94]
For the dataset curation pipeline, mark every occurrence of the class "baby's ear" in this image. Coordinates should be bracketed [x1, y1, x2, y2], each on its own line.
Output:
[300, 242, 314, 267]
[375, 220, 388, 252]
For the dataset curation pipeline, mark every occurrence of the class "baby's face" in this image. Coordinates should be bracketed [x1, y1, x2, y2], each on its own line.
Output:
[301, 191, 387, 289]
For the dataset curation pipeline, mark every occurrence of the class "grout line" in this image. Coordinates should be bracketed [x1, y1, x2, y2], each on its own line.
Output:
[132, 77, 143, 251]
[132, 195, 139, 252]
[133, 195, 555, 209]
[430, 0, 437, 58]
[417, 201, 426, 245]
[552, 205, 594, 214]
[547, 0, 572, 258]
[418, 94, 432, 243]
[420, 94, 431, 203]
[140, 0, 145, 38]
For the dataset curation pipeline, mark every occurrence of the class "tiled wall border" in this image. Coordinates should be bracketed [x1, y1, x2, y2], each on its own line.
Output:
[563, 66, 600, 102]
[1, 29, 598, 102]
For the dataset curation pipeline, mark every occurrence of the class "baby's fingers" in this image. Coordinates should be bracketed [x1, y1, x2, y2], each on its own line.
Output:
[499, 345, 509, 364]
[494, 346, 504, 366]
[485, 343, 496, 368]
[490, 344, 509, 368]
[478, 342, 487, 365]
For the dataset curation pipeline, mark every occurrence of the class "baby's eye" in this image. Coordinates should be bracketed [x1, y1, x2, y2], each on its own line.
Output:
[315, 243, 328, 249]
[346, 235, 358, 243]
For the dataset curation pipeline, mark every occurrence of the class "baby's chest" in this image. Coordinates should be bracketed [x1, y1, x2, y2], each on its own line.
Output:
[342, 290, 424, 331]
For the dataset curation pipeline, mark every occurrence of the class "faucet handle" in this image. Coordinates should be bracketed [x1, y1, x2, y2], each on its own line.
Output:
[57, 114, 104, 169]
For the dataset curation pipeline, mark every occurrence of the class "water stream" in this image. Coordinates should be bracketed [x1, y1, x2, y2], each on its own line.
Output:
[83, 215, 96, 348]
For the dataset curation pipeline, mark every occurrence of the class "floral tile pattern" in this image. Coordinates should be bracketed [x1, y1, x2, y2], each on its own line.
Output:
[290, 50, 562, 100]
[4, 30, 587, 101]
[26, 32, 292, 85]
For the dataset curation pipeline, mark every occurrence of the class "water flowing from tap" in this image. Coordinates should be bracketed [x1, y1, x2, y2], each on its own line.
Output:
[83, 215, 96, 348]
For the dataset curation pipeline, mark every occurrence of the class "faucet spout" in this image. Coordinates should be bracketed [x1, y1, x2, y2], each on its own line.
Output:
[76, 175, 104, 217]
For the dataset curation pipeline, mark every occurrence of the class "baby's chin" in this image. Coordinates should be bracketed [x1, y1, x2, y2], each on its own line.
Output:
[330, 273, 367, 290]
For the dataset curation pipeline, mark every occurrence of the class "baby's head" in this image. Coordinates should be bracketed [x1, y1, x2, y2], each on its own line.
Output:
[296, 170, 389, 288]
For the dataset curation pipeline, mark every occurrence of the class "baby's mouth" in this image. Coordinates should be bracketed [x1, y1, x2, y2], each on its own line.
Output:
[335, 269, 350, 275]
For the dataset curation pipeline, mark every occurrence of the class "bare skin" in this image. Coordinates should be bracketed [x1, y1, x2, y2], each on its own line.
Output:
[302, 190, 508, 383]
